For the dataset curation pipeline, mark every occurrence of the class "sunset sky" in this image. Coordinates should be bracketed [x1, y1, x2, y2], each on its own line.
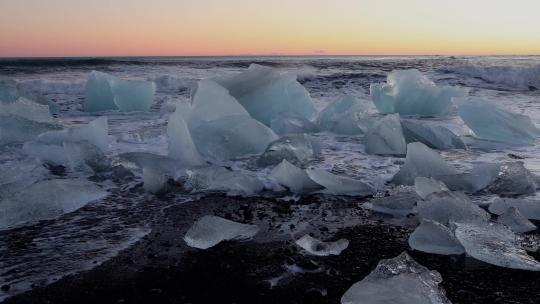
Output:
[1, 0, 539, 57]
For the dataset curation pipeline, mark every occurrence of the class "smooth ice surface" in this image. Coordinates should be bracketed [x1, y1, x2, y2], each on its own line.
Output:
[401, 120, 466, 150]
[363, 191, 418, 217]
[415, 177, 449, 200]
[190, 115, 278, 161]
[270, 160, 322, 194]
[487, 162, 538, 196]
[143, 167, 169, 194]
[416, 191, 490, 226]
[393, 143, 457, 185]
[295, 235, 349, 256]
[214, 64, 317, 126]
[454, 222, 540, 271]
[167, 108, 205, 167]
[497, 207, 537, 233]
[184, 215, 259, 249]
[370, 69, 465, 116]
[341, 252, 451, 304]
[270, 112, 318, 135]
[306, 169, 374, 196]
[37, 116, 109, 152]
[489, 198, 540, 220]
[186, 166, 264, 196]
[258, 134, 320, 167]
[365, 114, 407, 156]
[317, 95, 370, 135]
[409, 219, 465, 255]
[0, 179, 108, 230]
[84, 71, 155, 112]
[457, 98, 540, 145]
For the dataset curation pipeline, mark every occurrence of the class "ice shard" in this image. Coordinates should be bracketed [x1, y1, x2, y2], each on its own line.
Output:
[409, 219, 465, 255]
[454, 222, 540, 271]
[214, 64, 317, 126]
[489, 198, 540, 220]
[0, 97, 54, 123]
[393, 142, 457, 185]
[415, 177, 449, 200]
[370, 69, 465, 116]
[497, 207, 537, 233]
[269, 160, 322, 194]
[258, 134, 321, 167]
[36, 116, 109, 152]
[437, 163, 501, 193]
[416, 191, 490, 226]
[295, 235, 349, 256]
[341, 252, 451, 304]
[184, 215, 259, 249]
[317, 95, 370, 135]
[167, 107, 205, 167]
[365, 114, 407, 156]
[270, 112, 318, 135]
[185, 166, 264, 196]
[306, 169, 374, 196]
[487, 162, 537, 196]
[457, 98, 539, 145]
[401, 120, 466, 150]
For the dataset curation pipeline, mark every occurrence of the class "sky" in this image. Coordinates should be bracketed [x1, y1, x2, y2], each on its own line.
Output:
[1, 0, 539, 57]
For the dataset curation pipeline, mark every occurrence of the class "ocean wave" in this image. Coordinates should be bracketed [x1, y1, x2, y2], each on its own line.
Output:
[443, 64, 540, 91]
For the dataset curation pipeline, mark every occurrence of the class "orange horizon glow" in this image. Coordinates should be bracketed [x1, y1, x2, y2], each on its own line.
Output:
[1, 0, 540, 58]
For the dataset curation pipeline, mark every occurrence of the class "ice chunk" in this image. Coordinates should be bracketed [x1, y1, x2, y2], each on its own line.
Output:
[365, 114, 406, 156]
[184, 215, 259, 249]
[167, 108, 205, 167]
[63, 141, 110, 172]
[437, 163, 500, 193]
[295, 235, 349, 256]
[415, 177, 449, 199]
[270, 112, 318, 135]
[37, 116, 108, 152]
[454, 222, 540, 271]
[341, 252, 451, 304]
[416, 191, 490, 226]
[214, 64, 317, 126]
[489, 198, 540, 220]
[0, 116, 60, 143]
[186, 166, 264, 196]
[190, 115, 278, 161]
[113, 152, 187, 179]
[362, 191, 417, 217]
[393, 142, 457, 185]
[409, 219, 465, 255]
[497, 207, 537, 233]
[317, 95, 370, 135]
[0, 97, 54, 123]
[457, 98, 539, 145]
[84, 71, 155, 112]
[487, 162, 537, 196]
[270, 160, 322, 194]
[306, 169, 374, 196]
[401, 120, 466, 150]
[370, 69, 465, 116]
[0, 79, 59, 114]
[143, 168, 169, 194]
[0, 179, 108, 230]
[258, 134, 320, 167]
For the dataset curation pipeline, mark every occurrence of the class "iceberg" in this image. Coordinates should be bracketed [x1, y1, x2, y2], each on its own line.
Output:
[317, 95, 370, 135]
[295, 235, 349, 256]
[184, 215, 259, 249]
[0, 79, 59, 114]
[362, 191, 418, 217]
[487, 162, 537, 196]
[370, 69, 465, 116]
[0, 179, 108, 230]
[269, 160, 322, 194]
[364, 114, 406, 156]
[401, 120, 466, 150]
[489, 198, 540, 220]
[214, 64, 317, 126]
[454, 222, 540, 271]
[258, 134, 321, 167]
[306, 169, 374, 196]
[457, 98, 540, 145]
[392, 142, 457, 185]
[416, 191, 490, 226]
[341, 252, 451, 304]
[409, 219, 465, 255]
[167, 108, 205, 167]
[270, 112, 318, 135]
[415, 177, 449, 200]
[84, 71, 155, 112]
[497, 207, 537, 233]
[143, 168, 169, 194]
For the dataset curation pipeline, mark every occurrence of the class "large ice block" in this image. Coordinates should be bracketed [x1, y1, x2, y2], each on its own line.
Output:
[392, 142, 457, 185]
[415, 177, 449, 200]
[184, 215, 259, 249]
[497, 207, 537, 233]
[365, 114, 406, 156]
[0, 97, 54, 123]
[489, 198, 540, 220]
[437, 163, 501, 193]
[370, 69, 465, 116]
[258, 134, 321, 167]
[454, 222, 540, 271]
[409, 219, 464, 255]
[306, 169, 374, 196]
[457, 98, 540, 145]
[341, 252, 451, 304]
[401, 119, 466, 150]
[487, 162, 537, 196]
[416, 191, 490, 226]
[0, 179, 108, 230]
[0, 116, 60, 143]
[214, 64, 317, 126]
[317, 95, 370, 135]
[167, 108, 205, 167]
[36, 116, 108, 152]
[0, 79, 59, 114]
[270, 112, 318, 135]
[295, 235, 349, 256]
[269, 160, 322, 194]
